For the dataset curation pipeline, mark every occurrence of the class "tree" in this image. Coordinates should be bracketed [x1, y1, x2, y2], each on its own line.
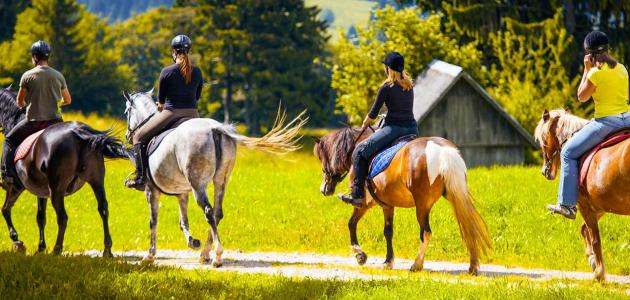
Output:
[0, 0, 133, 114]
[0, 0, 30, 42]
[331, 7, 485, 125]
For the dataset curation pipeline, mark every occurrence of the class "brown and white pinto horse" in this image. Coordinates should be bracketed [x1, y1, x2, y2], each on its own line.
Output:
[314, 128, 491, 274]
[535, 109, 630, 281]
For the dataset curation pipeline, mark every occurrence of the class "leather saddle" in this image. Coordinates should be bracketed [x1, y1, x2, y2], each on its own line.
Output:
[579, 128, 630, 189]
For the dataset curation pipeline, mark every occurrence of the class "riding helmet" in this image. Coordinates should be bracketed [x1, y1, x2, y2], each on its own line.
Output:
[383, 51, 404, 73]
[584, 31, 609, 52]
[171, 34, 192, 52]
[29, 40, 51, 59]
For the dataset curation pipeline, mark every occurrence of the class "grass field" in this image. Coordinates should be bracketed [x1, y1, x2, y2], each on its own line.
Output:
[0, 114, 629, 297]
[1, 253, 628, 299]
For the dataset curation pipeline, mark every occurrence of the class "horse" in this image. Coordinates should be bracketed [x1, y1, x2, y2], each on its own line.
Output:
[0, 87, 129, 256]
[534, 108, 630, 281]
[313, 127, 491, 274]
[123, 91, 306, 266]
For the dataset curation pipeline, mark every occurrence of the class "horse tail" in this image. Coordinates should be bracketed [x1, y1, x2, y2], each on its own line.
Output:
[71, 123, 130, 159]
[427, 141, 492, 259]
[213, 109, 308, 154]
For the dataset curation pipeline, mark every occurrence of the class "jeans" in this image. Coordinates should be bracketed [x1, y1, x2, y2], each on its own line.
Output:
[558, 112, 630, 206]
[351, 123, 418, 198]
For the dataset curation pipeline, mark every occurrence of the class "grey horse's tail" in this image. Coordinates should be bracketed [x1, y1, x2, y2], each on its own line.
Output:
[71, 124, 130, 159]
[213, 109, 308, 154]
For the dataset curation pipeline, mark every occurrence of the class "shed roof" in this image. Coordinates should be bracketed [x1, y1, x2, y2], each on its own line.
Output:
[413, 59, 536, 147]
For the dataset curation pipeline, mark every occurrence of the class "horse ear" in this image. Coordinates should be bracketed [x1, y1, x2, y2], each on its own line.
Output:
[542, 109, 550, 122]
[563, 106, 569, 112]
[147, 87, 155, 95]
[122, 91, 130, 101]
[5, 84, 12, 91]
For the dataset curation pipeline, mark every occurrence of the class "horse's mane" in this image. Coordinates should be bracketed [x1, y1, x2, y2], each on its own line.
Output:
[315, 127, 358, 173]
[534, 109, 588, 146]
[0, 88, 24, 132]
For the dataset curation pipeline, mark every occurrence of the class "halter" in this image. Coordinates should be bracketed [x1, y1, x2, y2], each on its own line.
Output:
[126, 111, 155, 143]
[542, 127, 569, 177]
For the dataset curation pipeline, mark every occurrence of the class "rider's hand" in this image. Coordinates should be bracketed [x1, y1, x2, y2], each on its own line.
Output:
[361, 116, 372, 130]
[156, 102, 164, 112]
[584, 54, 594, 71]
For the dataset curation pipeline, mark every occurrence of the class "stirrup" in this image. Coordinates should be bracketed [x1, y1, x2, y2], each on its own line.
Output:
[337, 193, 365, 208]
[547, 204, 577, 220]
[125, 178, 146, 191]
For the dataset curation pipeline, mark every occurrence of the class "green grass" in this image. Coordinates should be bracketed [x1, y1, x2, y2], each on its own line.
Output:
[0, 253, 628, 299]
[0, 145, 629, 276]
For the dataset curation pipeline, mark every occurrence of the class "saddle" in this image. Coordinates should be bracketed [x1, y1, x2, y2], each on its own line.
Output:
[146, 117, 192, 156]
[368, 134, 416, 179]
[14, 130, 45, 162]
[579, 128, 630, 189]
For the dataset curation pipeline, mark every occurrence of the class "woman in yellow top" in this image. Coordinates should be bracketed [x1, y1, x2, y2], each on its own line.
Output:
[547, 31, 630, 219]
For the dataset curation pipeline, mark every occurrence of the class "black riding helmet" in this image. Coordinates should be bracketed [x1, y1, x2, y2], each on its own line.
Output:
[30, 40, 51, 59]
[171, 34, 192, 53]
[383, 51, 404, 73]
[584, 31, 609, 53]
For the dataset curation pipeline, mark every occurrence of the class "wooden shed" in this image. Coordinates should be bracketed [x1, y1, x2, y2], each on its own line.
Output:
[413, 60, 536, 167]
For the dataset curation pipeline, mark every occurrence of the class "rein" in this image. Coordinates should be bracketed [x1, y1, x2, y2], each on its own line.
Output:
[127, 112, 155, 143]
[327, 125, 377, 184]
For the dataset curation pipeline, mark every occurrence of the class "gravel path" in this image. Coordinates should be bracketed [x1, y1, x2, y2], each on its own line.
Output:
[81, 249, 630, 284]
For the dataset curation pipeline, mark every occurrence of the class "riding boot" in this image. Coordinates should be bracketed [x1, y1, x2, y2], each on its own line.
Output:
[338, 156, 368, 208]
[0, 141, 16, 189]
[125, 143, 148, 191]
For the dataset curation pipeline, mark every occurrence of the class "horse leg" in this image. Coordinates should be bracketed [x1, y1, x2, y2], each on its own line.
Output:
[580, 222, 595, 270]
[212, 181, 226, 226]
[193, 187, 223, 267]
[50, 191, 68, 255]
[580, 206, 606, 281]
[177, 193, 200, 250]
[382, 206, 395, 269]
[89, 182, 113, 258]
[144, 186, 160, 262]
[36, 197, 47, 253]
[348, 206, 370, 265]
[410, 208, 432, 272]
[1, 187, 25, 253]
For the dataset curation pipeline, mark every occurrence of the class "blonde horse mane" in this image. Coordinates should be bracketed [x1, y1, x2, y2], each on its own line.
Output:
[534, 109, 589, 147]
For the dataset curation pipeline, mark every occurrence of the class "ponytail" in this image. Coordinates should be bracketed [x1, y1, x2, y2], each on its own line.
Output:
[383, 69, 413, 91]
[176, 52, 193, 84]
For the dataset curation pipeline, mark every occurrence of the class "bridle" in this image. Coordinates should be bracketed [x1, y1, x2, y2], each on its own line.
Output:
[324, 125, 376, 184]
[542, 122, 567, 177]
[126, 111, 155, 143]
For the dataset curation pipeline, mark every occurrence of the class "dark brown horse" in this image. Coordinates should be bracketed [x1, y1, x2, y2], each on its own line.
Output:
[314, 128, 491, 274]
[535, 109, 630, 281]
[0, 88, 129, 256]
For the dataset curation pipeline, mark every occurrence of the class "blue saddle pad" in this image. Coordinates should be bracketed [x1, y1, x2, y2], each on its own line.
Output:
[369, 141, 410, 178]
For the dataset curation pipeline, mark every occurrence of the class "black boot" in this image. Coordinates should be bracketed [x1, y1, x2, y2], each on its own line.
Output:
[0, 142, 16, 190]
[125, 143, 147, 191]
[338, 157, 368, 208]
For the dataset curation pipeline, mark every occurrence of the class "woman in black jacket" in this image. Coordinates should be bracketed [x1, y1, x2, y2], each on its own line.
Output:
[339, 52, 418, 207]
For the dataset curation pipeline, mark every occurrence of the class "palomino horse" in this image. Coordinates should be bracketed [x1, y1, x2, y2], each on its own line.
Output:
[535, 109, 630, 281]
[124, 91, 306, 266]
[0, 88, 129, 256]
[314, 128, 491, 274]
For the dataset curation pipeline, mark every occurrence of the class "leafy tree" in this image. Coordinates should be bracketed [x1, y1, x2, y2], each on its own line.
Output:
[0, 0, 133, 114]
[331, 7, 485, 125]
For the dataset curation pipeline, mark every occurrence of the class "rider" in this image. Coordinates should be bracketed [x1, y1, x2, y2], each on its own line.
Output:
[0, 40, 70, 188]
[547, 31, 630, 219]
[125, 34, 203, 191]
[339, 51, 418, 207]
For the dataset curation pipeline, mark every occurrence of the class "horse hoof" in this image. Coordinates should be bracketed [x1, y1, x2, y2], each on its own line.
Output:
[212, 259, 223, 268]
[355, 252, 367, 265]
[103, 249, 114, 258]
[142, 255, 155, 263]
[12, 241, 26, 254]
[189, 239, 202, 250]
[199, 255, 211, 264]
[468, 266, 479, 276]
[589, 256, 597, 271]
[52, 245, 63, 256]
[410, 264, 423, 272]
[383, 260, 394, 270]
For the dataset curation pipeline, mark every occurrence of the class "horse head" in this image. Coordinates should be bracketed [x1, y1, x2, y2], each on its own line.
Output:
[0, 88, 23, 133]
[534, 109, 588, 180]
[313, 127, 364, 196]
[123, 90, 158, 143]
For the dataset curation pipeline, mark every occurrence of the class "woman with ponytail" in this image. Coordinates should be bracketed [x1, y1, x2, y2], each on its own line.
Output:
[126, 34, 203, 190]
[339, 51, 419, 206]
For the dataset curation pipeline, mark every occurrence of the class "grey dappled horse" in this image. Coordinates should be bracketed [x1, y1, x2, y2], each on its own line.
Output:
[123, 91, 306, 266]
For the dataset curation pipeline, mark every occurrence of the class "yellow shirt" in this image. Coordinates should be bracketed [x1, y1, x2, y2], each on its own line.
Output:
[587, 63, 629, 118]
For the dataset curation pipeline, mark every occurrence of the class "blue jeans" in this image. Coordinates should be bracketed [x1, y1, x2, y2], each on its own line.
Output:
[558, 112, 630, 206]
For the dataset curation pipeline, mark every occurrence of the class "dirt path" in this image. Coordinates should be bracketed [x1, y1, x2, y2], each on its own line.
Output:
[82, 249, 630, 284]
